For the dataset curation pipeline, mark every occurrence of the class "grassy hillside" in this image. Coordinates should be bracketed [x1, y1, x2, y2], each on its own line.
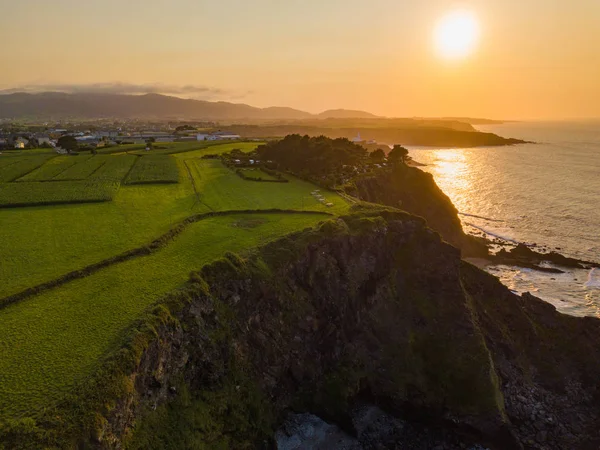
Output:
[0, 213, 331, 417]
[0, 141, 351, 422]
[0, 143, 347, 298]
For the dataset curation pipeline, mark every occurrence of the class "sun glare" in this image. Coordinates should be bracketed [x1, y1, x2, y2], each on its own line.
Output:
[434, 10, 480, 60]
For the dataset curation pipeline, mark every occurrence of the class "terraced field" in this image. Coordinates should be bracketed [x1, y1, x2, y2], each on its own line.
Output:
[0, 141, 352, 423]
[125, 155, 180, 184]
[53, 155, 111, 180]
[0, 180, 119, 207]
[0, 155, 55, 182]
[0, 153, 168, 208]
[18, 154, 94, 182]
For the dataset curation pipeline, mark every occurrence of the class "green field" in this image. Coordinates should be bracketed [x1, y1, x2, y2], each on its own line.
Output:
[18, 154, 94, 182]
[186, 159, 345, 213]
[0, 180, 119, 207]
[0, 213, 330, 417]
[0, 141, 351, 422]
[0, 154, 138, 208]
[239, 168, 282, 181]
[53, 155, 111, 180]
[125, 155, 180, 184]
[89, 154, 138, 181]
[0, 155, 55, 182]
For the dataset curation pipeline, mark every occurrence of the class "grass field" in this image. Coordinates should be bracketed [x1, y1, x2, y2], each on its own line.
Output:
[0, 141, 351, 422]
[89, 154, 138, 181]
[185, 159, 346, 213]
[0, 180, 119, 207]
[18, 154, 94, 182]
[0, 213, 330, 417]
[0, 155, 55, 182]
[172, 141, 262, 159]
[0, 178, 206, 298]
[239, 168, 281, 181]
[0, 146, 349, 299]
[53, 155, 111, 180]
[125, 155, 180, 184]
[0, 154, 138, 209]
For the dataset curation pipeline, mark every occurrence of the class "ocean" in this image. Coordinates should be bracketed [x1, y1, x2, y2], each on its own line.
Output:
[408, 121, 600, 317]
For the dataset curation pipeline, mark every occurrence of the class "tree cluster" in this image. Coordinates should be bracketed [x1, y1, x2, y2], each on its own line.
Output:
[256, 134, 367, 178]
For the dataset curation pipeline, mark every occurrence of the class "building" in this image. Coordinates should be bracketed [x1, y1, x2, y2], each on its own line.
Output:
[197, 131, 241, 141]
[37, 136, 52, 146]
[352, 132, 363, 143]
[14, 137, 28, 149]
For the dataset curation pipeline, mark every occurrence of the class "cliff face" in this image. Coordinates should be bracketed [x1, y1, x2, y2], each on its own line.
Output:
[85, 211, 600, 450]
[347, 165, 487, 256]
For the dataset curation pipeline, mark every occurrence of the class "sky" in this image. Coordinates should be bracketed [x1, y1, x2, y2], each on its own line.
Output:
[1, 0, 599, 119]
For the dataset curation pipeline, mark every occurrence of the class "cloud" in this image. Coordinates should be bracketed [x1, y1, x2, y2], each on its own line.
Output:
[0, 82, 234, 98]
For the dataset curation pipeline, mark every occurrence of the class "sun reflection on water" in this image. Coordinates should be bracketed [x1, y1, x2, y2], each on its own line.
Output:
[428, 150, 472, 211]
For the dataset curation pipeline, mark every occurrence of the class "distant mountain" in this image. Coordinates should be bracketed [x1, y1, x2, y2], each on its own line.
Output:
[436, 117, 506, 125]
[0, 92, 506, 126]
[0, 92, 314, 121]
[317, 109, 379, 119]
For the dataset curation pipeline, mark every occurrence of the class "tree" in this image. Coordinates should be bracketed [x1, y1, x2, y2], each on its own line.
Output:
[176, 125, 196, 132]
[57, 135, 78, 154]
[388, 145, 409, 164]
[369, 149, 386, 163]
[26, 138, 39, 149]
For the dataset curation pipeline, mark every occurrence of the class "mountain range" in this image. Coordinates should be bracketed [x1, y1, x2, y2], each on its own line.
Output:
[0, 92, 379, 121]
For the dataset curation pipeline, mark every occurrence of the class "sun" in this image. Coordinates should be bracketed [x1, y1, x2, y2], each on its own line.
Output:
[434, 10, 480, 60]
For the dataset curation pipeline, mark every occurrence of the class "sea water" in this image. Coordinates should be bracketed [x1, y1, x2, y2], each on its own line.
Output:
[409, 121, 600, 317]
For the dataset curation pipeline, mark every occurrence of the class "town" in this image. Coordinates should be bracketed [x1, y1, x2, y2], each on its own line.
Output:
[0, 120, 243, 151]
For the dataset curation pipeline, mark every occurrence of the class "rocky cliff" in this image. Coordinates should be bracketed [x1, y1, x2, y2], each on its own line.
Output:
[6, 210, 599, 449]
[40, 210, 596, 450]
[347, 165, 487, 257]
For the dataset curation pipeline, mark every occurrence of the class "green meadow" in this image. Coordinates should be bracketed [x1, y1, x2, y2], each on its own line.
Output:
[0, 213, 330, 417]
[0, 141, 351, 420]
[239, 168, 282, 181]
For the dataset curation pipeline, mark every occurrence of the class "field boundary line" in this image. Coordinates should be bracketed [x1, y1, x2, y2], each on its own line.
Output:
[49, 154, 94, 180]
[86, 159, 108, 179]
[183, 159, 213, 211]
[10, 155, 57, 182]
[0, 209, 333, 311]
[122, 154, 141, 183]
[0, 198, 110, 209]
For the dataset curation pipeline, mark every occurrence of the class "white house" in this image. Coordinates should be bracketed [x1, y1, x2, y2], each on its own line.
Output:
[38, 136, 52, 146]
[197, 132, 241, 141]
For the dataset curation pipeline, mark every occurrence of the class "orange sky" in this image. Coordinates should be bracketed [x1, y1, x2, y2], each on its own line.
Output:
[1, 0, 599, 119]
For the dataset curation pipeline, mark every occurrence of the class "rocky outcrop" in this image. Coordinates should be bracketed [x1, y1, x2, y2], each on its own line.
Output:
[347, 165, 488, 257]
[77, 210, 599, 450]
[492, 243, 600, 271]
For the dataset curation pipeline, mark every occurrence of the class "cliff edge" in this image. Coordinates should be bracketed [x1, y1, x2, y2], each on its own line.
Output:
[346, 165, 487, 256]
[4, 211, 599, 449]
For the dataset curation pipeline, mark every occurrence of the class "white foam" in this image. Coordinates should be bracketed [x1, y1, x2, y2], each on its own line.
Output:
[585, 268, 600, 289]
[459, 212, 504, 223]
[465, 222, 520, 244]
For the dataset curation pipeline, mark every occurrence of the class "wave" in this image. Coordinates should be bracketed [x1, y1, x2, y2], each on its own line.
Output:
[459, 212, 504, 223]
[585, 268, 600, 289]
[464, 222, 521, 244]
